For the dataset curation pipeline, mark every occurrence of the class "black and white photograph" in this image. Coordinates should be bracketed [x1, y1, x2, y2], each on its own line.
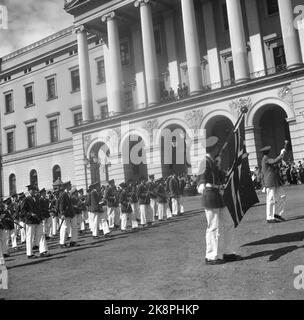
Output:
[0, 0, 304, 303]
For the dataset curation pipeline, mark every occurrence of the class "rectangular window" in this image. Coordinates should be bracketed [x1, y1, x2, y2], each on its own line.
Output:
[222, 3, 229, 31]
[74, 112, 83, 126]
[273, 46, 286, 69]
[7, 132, 14, 153]
[71, 68, 80, 92]
[228, 60, 235, 81]
[5, 92, 13, 113]
[120, 42, 130, 66]
[124, 91, 133, 110]
[100, 105, 109, 119]
[97, 59, 106, 83]
[47, 77, 57, 100]
[266, 0, 279, 15]
[50, 119, 59, 143]
[25, 85, 34, 107]
[154, 29, 162, 55]
[27, 126, 36, 148]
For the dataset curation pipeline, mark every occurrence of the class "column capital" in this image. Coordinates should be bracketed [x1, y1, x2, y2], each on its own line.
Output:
[134, 0, 152, 8]
[101, 11, 116, 23]
[73, 25, 87, 34]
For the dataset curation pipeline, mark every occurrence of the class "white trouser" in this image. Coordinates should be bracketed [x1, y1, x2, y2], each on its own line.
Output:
[107, 207, 120, 228]
[205, 207, 235, 260]
[166, 206, 172, 219]
[88, 211, 93, 231]
[179, 196, 185, 214]
[99, 214, 111, 235]
[171, 198, 180, 216]
[81, 210, 88, 231]
[150, 198, 157, 221]
[42, 218, 52, 237]
[130, 210, 139, 229]
[51, 217, 58, 236]
[59, 217, 78, 245]
[131, 203, 140, 221]
[0, 230, 4, 259]
[120, 212, 128, 231]
[266, 187, 287, 221]
[8, 227, 17, 249]
[139, 204, 148, 225]
[157, 203, 167, 220]
[26, 224, 48, 256]
[19, 222, 26, 243]
[91, 212, 100, 237]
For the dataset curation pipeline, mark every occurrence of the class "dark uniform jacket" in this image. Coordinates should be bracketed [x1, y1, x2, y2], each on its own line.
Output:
[21, 195, 42, 224]
[169, 176, 180, 198]
[70, 194, 81, 215]
[39, 197, 50, 219]
[119, 189, 132, 213]
[261, 154, 284, 188]
[88, 189, 103, 213]
[146, 181, 157, 199]
[58, 191, 74, 219]
[49, 198, 58, 217]
[198, 155, 226, 209]
[0, 204, 14, 230]
[137, 183, 150, 205]
[104, 187, 119, 208]
[155, 184, 167, 204]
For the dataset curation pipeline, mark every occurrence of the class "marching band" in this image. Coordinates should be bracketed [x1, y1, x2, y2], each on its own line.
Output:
[0, 175, 184, 261]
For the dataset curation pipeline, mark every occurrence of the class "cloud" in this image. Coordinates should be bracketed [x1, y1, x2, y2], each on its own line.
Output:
[0, 0, 74, 57]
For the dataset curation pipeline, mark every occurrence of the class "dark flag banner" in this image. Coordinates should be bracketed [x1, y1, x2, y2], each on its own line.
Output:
[223, 116, 259, 228]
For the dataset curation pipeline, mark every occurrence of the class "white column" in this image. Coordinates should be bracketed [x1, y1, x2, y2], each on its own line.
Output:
[226, 0, 250, 83]
[101, 12, 124, 115]
[163, 12, 181, 95]
[132, 27, 148, 110]
[278, 0, 303, 69]
[181, 0, 203, 94]
[202, 0, 222, 89]
[134, 0, 160, 107]
[297, 17, 304, 62]
[102, 42, 114, 115]
[245, 0, 266, 77]
[75, 25, 94, 122]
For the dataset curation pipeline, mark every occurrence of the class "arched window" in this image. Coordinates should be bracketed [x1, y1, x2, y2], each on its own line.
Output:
[9, 174, 16, 195]
[52, 165, 62, 183]
[30, 169, 38, 187]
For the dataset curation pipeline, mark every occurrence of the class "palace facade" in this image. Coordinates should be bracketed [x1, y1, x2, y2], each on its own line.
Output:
[1, 0, 304, 195]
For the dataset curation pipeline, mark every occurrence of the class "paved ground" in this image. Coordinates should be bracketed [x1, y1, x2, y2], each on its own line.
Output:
[1, 185, 304, 300]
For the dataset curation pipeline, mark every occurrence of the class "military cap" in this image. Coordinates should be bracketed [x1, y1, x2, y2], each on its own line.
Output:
[108, 179, 115, 185]
[39, 188, 46, 194]
[11, 193, 18, 198]
[260, 146, 271, 153]
[89, 182, 100, 190]
[78, 188, 84, 194]
[3, 197, 12, 205]
[18, 192, 25, 198]
[119, 181, 127, 188]
[205, 136, 219, 149]
[149, 174, 155, 179]
[70, 187, 78, 195]
[26, 184, 38, 191]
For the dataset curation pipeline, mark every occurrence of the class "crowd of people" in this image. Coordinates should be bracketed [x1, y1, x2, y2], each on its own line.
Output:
[0, 173, 191, 261]
[251, 160, 304, 190]
[160, 82, 190, 102]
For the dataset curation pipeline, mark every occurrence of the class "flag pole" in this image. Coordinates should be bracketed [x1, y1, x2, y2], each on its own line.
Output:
[217, 106, 249, 158]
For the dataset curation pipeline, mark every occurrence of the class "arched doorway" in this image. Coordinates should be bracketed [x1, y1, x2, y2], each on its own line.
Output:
[9, 174, 16, 195]
[253, 104, 293, 164]
[89, 142, 111, 185]
[52, 165, 62, 183]
[30, 169, 38, 187]
[122, 135, 148, 182]
[160, 124, 191, 178]
[204, 116, 235, 170]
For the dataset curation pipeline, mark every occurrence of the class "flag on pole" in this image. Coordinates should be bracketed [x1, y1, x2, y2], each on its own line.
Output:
[223, 116, 259, 228]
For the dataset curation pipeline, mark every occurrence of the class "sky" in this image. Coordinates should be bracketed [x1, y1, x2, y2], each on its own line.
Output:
[0, 0, 74, 57]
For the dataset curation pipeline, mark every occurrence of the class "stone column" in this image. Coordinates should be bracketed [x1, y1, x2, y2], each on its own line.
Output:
[297, 17, 304, 62]
[278, 0, 303, 69]
[163, 11, 181, 95]
[226, 0, 250, 83]
[74, 25, 94, 122]
[180, 0, 203, 94]
[245, 0, 266, 77]
[134, 0, 160, 107]
[202, 0, 223, 89]
[131, 27, 148, 110]
[102, 12, 124, 115]
[102, 42, 114, 115]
